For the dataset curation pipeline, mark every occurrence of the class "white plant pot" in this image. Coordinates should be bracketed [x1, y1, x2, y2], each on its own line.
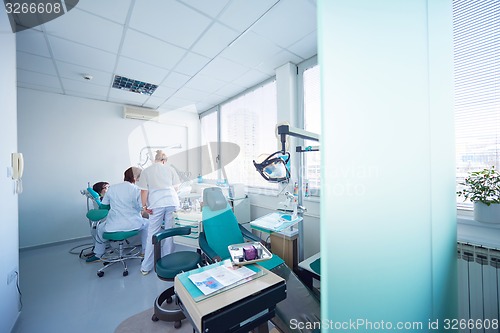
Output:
[474, 202, 500, 224]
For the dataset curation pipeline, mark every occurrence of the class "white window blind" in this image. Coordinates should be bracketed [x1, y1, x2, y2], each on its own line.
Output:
[454, 0, 500, 207]
[303, 64, 321, 195]
[220, 80, 278, 189]
[200, 110, 218, 180]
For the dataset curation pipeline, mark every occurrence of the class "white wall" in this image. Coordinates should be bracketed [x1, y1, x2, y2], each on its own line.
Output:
[0, 9, 21, 333]
[320, 0, 456, 325]
[17, 89, 201, 248]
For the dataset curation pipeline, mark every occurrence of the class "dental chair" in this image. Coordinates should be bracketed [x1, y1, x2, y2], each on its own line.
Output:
[79, 186, 108, 259]
[199, 187, 321, 333]
[151, 227, 202, 328]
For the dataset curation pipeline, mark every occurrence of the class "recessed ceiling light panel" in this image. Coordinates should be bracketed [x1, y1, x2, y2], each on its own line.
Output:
[112, 75, 158, 96]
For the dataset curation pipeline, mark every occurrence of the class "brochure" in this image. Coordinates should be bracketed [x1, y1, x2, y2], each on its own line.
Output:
[188, 260, 256, 295]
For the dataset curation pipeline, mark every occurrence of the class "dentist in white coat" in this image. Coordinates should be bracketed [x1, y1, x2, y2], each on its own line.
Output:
[137, 150, 180, 275]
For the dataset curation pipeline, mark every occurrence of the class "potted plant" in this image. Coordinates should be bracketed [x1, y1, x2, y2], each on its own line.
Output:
[457, 166, 500, 223]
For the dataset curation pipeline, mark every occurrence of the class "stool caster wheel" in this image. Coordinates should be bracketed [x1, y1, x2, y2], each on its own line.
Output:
[174, 320, 182, 329]
[152, 314, 159, 322]
[123, 270, 128, 277]
[97, 271, 104, 278]
[166, 296, 173, 304]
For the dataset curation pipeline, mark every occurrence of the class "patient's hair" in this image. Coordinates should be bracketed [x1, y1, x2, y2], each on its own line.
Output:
[154, 150, 167, 162]
[92, 182, 109, 195]
[124, 167, 142, 183]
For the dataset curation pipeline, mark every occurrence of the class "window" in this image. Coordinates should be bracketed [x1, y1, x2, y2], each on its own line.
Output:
[200, 109, 218, 180]
[454, 0, 500, 208]
[220, 80, 278, 189]
[301, 63, 321, 196]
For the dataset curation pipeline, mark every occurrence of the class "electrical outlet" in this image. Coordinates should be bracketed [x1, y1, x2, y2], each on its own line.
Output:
[7, 270, 17, 285]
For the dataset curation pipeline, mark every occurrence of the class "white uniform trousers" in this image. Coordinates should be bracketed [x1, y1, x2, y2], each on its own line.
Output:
[141, 206, 176, 272]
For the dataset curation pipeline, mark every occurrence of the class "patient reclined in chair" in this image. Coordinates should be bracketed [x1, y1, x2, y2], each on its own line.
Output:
[199, 187, 320, 333]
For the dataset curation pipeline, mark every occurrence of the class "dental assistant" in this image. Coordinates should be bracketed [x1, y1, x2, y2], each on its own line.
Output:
[89, 167, 148, 262]
[136, 150, 180, 275]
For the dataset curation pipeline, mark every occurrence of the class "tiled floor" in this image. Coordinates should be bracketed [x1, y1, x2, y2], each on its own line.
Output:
[12, 239, 187, 333]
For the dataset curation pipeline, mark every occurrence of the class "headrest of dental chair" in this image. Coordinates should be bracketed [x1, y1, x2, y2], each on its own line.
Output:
[87, 187, 102, 207]
[203, 187, 228, 211]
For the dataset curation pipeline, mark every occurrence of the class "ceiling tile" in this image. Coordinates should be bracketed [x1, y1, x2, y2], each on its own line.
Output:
[151, 85, 176, 99]
[121, 29, 186, 70]
[251, 0, 316, 49]
[257, 49, 303, 74]
[178, 0, 231, 18]
[115, 56, 169, 85]
[48, 36, 117, 72]
[232, 69, 271, 88]
[43, 8, 123, 53]
[17, 69, 61, 89]
[64, 89, 109, 102]
[142, 96, 165, 109]
[173, 87, 211, 102]
[129, 0, 212, 49]
[16, 29, 51, 57]
[161, 71, 191, 89]
[17, 82, 64, 94]
[61, 78, 109, 98]
[174, 51, 211, 76]
[287, 31, 317, 60]
[191, 22, 239, 58]
[197, 57, 250, 82]
[219, 31, 281, 68]
[14, 0, 318, 113]
[200, 93, 227, 106]
[215, 82, 246, 99]
[55, 61, 113, 86]
[195, 102, 214, 113]
[164, 96, 197, 108]
[17, 52, 57, 76]
[74, 0, 132, 24]
[185, 74, 227, 94]
[218, 0, 279, 33]
[108, 88, 150, 105]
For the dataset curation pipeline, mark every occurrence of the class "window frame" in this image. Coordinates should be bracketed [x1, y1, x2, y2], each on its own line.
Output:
[297, 56, 321, 198]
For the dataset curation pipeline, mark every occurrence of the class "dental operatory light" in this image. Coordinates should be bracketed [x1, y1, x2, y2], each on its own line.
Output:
[253, 151, 291, 183]
[112, 75, 158, 96]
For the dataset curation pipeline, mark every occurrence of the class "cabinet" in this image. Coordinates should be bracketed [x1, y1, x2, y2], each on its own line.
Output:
[270, 230, 298, 269]
[173, 210, 202, 249]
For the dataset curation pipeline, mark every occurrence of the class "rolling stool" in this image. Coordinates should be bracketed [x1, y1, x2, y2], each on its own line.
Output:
[97, 229, 142, 277]
[151, 227, 202, 328]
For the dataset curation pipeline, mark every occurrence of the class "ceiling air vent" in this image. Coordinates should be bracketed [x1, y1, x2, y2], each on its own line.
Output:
[112, 75, 158, 96]
[123, 106, 159, 121]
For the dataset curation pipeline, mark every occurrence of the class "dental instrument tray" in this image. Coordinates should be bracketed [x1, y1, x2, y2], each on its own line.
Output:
[228, 242, 273, 265]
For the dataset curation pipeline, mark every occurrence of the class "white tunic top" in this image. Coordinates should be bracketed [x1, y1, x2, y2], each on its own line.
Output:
[101, 182, 144, 232]
[136, 162, 180, 209]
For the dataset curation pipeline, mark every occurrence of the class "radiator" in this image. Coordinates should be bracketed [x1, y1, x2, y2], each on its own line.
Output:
[457, 242, 500, 333]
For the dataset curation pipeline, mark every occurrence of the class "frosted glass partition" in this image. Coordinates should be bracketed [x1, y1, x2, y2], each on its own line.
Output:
[318, 0, 456, 328]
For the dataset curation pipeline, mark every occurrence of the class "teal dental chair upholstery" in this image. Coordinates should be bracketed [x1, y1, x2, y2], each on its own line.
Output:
[199, 187, 321, 333]
[96, 229, 142, 277]
[84, 187, 106, 209]
[200, 187, 284, 270]
[151, 227, 202, 328]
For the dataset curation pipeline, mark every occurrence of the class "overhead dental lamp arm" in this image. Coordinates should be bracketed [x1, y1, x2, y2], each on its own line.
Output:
[277, 124, 319, 153]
